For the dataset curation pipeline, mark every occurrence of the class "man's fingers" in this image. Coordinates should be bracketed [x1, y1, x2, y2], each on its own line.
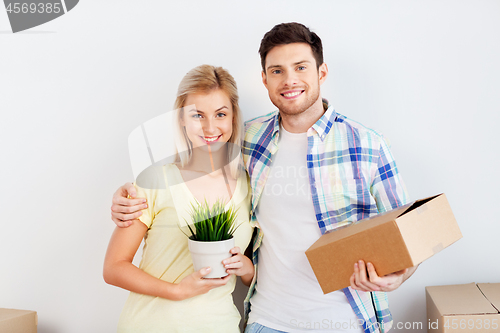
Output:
[366, 262, 381, 281]
[124, 182, 136, 198]
[111, 202, 147, 214]
[352, 261, 408, 292]
[351, 275, 370, 292]
[115, 182, 136, 198]
[351, 264, 374, 292]
[357, 261, 380, 291]
[113, 196, 146, 207]
[391, 268, 408, 276]
[357, 261, 368, 281]
[113, 182, 133, 197]
[111, 217, 133, 228]
[350, 273, 363, 291]
[112, 211, 143, 221]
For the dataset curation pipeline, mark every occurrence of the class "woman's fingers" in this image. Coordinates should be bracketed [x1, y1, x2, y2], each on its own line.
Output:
[229, 246, 241, 255]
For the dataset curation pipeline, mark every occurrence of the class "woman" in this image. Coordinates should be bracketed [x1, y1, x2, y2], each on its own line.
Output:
[103, 65, 254, 332]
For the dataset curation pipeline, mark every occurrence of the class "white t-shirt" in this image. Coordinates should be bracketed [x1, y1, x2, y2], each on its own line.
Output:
[248, 125, 365, 333]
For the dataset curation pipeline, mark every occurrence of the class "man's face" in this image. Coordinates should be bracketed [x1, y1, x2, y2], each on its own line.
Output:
[262, 43, 328, 117]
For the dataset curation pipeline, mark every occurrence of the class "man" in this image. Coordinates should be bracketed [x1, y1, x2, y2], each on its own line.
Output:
[111, 23, 417, 333]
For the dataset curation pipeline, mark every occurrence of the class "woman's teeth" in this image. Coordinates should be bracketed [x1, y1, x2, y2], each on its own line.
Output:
[204, 136, 219, 142]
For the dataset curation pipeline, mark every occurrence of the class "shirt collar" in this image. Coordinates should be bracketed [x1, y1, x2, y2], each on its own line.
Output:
[311, 99, 337, 141]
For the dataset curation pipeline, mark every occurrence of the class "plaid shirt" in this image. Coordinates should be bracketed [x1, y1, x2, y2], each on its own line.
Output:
[242, 100, 409, 333]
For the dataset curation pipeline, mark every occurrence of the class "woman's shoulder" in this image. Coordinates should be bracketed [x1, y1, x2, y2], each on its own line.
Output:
[135, 164, 179, 191]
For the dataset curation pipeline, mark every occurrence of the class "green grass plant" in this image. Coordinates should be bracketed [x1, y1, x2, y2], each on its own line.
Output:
[184, 199, 239, 242]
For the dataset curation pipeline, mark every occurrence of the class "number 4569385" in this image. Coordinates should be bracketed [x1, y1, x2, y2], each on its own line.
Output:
[6, 3, 61, 14]
[444, 318, 498, 330]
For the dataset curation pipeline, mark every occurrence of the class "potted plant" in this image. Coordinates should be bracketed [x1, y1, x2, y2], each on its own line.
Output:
[183, 199, 239, 279]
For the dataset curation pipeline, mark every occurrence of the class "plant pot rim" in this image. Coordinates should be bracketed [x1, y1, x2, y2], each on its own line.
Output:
[188, 236, 234, 243]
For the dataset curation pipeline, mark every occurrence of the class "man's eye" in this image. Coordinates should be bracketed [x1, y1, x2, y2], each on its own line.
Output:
[298, 66, 306, 70]
[272, 69, 282, 74]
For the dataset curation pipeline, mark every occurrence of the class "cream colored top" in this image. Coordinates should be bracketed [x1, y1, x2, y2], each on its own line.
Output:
[117, 164, 253, 333]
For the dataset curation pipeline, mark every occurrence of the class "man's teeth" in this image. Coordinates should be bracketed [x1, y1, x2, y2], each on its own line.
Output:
[283, 91, 302, 97]
[204, 136, 219, 142]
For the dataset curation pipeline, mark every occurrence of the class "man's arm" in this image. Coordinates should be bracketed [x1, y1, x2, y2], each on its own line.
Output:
[110, 182, 148, 227]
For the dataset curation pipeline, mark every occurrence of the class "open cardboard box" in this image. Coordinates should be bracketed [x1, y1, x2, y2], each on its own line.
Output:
[306, 193, 462, 294]
[0, 308, 37, 333]
[426, 283, 500, 332]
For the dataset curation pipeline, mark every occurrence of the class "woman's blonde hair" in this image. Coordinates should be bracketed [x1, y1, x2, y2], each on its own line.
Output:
[173, 65, 243, 178]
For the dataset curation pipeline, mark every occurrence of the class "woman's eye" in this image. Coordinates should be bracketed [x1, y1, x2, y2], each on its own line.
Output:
[192, 114, 203, 119]
[216, 113, 226, 118]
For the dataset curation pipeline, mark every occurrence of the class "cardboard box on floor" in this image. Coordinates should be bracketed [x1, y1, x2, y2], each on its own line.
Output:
[305, 193, 462, 294]
[0, 308, 37, 333]
[426, 283, 500, 332]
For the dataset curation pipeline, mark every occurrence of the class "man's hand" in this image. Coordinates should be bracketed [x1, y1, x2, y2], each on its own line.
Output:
[111, 182, 148, 228]
[350, 260, 417, 292]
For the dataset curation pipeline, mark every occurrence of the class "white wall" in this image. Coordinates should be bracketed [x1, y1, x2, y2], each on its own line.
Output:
[1, 1, 499, 332]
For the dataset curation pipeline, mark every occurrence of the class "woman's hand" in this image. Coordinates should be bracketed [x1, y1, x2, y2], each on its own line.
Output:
[175, 267, 231, 301]
[222, 246, 255, 286]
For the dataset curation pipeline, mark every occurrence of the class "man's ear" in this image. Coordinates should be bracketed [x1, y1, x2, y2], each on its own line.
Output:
[318, 63, 328, 85]
[261, 71, 268, 89]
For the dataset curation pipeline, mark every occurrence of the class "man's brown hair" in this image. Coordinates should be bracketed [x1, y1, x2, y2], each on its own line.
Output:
[259, 22, 324, 73]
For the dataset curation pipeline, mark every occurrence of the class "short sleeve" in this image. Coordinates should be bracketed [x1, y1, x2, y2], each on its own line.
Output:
[134, 165, 167, 228]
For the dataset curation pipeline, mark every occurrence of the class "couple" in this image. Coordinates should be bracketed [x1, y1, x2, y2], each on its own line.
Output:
[104, 22, 417, 333]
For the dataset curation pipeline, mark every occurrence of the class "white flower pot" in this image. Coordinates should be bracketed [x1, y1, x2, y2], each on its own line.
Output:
[188, 237, 234, 279]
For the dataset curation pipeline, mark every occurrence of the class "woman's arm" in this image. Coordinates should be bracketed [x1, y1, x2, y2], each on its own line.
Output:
[103, 220, 230, 300]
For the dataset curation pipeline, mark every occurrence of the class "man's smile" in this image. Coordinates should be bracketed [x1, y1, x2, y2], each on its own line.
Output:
[281, 90, 305, 99]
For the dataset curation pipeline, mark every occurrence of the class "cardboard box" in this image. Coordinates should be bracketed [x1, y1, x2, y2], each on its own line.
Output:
[0, 308, 37, 333]
[305, 193, 462, 293]
[426, 283, 500, 332]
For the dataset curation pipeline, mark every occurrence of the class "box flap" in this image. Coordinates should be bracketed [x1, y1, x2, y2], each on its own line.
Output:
[426, 283, 499, 316]
[478, 283, 500, 312]
[395, 193, 462, 265]
[399, 194, 440, 216]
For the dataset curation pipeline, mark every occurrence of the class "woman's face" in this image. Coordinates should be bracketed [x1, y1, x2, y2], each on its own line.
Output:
[181, 89, 234, 152]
